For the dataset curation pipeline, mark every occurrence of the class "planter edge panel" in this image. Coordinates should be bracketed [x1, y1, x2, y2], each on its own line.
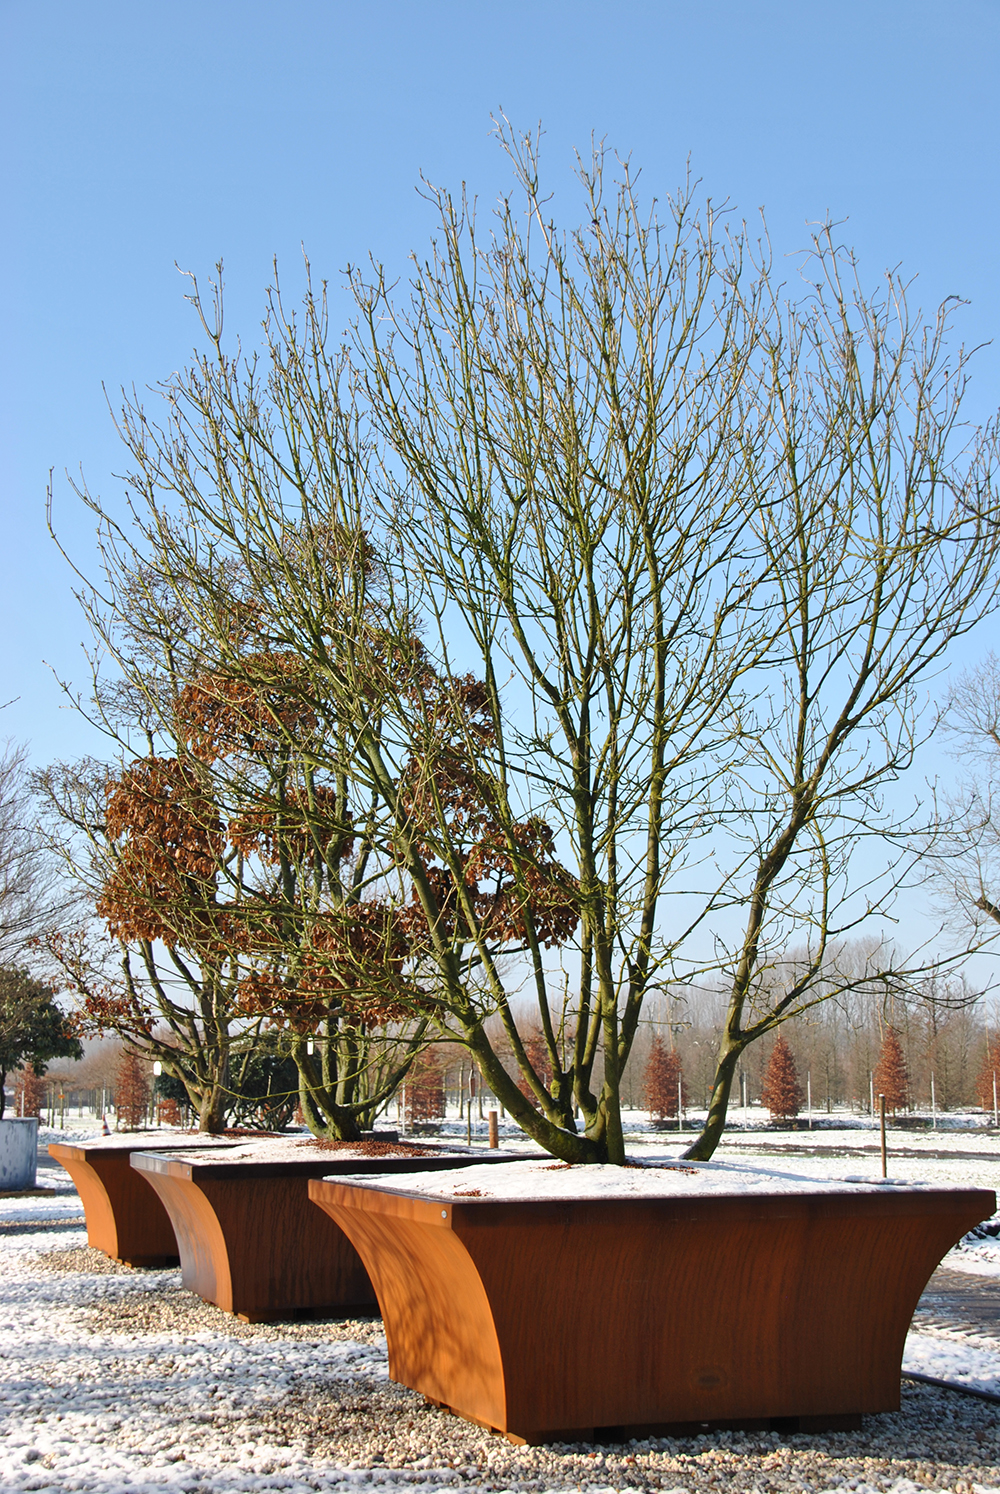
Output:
[309, 1183, 507, 1429]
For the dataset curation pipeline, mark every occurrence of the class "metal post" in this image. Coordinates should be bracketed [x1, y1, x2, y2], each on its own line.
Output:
[677, 1077, 682, 1131]
[467, 1070, 474, 1146]
[879, 1093, 887, 1179]
[869, 1072, 875, 1125]
[931, 1072, 936, 1130]
[994, 1072, 998, 1128]
[807, 1073, 812, 1130]
[488, 1110, 499, 1149]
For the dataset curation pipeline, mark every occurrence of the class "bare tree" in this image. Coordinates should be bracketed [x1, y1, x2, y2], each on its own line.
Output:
[51, 123, 1000, 1162]
[0, 741, 63, 958]
[680, 242, 1000, 1156]
[929, 652, 1000, 932]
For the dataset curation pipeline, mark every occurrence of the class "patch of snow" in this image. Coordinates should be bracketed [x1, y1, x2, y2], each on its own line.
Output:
[6, 1130, 1000, 1493]
[904, 1328, 1000, 1396]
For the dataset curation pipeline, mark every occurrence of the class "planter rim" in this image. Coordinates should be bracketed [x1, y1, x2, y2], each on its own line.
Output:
[308, 1172, 996, 1228]
[131, 1142, 528, 1181]
[48, 1135, 242, 1161]
[307, 1155, 996, 1206]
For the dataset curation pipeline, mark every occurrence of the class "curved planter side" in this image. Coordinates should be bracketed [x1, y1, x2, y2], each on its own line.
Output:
[0, 1118, 38, 1189]
[308, 1182, 995, 1445]
[131, 1148, 525, 1322]
[322, 1198, 507, 1429]
[132, 1161, 375, 1320]
[46, 1137, 239, 1265]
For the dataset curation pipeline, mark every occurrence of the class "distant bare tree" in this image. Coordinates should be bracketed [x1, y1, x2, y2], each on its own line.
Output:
[930, 654, 1000, 934]
[0, 742, 62, 958]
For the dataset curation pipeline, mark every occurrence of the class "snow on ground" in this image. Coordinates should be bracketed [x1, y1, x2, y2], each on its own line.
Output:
[4, 1127, 1000, 1493]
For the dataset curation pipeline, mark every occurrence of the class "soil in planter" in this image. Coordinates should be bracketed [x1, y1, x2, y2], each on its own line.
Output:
[306, 1140, 445, 1157]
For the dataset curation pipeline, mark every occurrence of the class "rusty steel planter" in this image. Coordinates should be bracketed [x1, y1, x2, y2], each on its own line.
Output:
[132, 1144, 518, 1321]
[308, 1178, 995, 1445]
[47, 1135, 239, 1266]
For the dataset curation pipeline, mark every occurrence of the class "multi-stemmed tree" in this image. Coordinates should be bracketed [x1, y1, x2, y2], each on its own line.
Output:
[52, 123, 1000, 1160]
[37, 658, 429, 1136]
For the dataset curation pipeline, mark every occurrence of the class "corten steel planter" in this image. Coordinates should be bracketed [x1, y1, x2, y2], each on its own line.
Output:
[132, 1140, 522, 1322]
[48, 1134, 240, 1266]
[308, 1169, 996, 1445]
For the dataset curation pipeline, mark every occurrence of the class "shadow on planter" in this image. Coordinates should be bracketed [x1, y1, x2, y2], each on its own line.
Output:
[48, 1135, 240, 1265]
[132, 1140, 527, 1321]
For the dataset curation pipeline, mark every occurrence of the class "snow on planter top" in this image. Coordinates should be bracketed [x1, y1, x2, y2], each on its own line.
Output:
[317, 1155, 978, 1201]
[139, 1136, 464, 1167]
[58, 1131, 243, 1153]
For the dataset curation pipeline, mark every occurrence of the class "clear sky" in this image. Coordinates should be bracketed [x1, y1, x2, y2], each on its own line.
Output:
[3, 0, 999, 773]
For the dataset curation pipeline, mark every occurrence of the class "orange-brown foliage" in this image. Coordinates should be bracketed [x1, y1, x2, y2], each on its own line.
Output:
[177, 653, 317, 763]
[14, 1063, 45, 1118]
[405, 1052, 445, 1123]
[760, 1035, 803, 1121]
[873, 1026, 910, 1114]
[115, 1049, 150, 1129]
[644, 1037, 684, 1119]
[97, 757, 224, 947]
[976, 1039, 1000, 1111]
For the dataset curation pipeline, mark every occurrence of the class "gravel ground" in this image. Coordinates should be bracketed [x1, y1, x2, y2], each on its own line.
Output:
[8, 1126, 1000, 1494]
[6, 1243, 998, 1494]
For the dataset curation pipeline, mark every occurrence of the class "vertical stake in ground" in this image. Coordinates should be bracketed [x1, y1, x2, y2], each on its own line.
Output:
[879, 1093, 887, 1179]
[488, 1110, 498, 1149]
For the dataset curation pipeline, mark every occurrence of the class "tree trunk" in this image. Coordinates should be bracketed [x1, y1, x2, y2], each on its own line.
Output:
[683, 1042, 742, 1161]
[197, 1085, 227, 1133]
[298, 1071, 364, 1140]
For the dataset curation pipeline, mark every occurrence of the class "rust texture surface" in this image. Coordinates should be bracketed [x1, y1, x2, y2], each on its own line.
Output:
[45, 1139, 199, 1265]
[308, 1180, 995, 1444]
[131, 1146, 513, 1321]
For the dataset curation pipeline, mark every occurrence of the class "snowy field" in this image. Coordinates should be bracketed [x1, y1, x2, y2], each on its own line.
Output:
[3, 1124, 1000, 1494]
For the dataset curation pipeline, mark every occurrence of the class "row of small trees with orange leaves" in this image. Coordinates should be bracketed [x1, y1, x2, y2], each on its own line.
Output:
[639, 1026, 921, 1122]
[641, 1022, 995, 1123]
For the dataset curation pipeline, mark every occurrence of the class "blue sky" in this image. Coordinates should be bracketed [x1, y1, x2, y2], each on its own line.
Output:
[3, 0, 999, 770]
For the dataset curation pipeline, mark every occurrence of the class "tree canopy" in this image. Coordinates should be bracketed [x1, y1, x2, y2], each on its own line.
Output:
[51, 122, 1000, 1160]
[0, 966, 82, 1118]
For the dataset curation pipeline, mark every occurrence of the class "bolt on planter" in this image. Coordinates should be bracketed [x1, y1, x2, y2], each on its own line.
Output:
[133, 1138, 525, 1321]
[48, 1134, 240, 1265]
[308, 1161, 995, 1445]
